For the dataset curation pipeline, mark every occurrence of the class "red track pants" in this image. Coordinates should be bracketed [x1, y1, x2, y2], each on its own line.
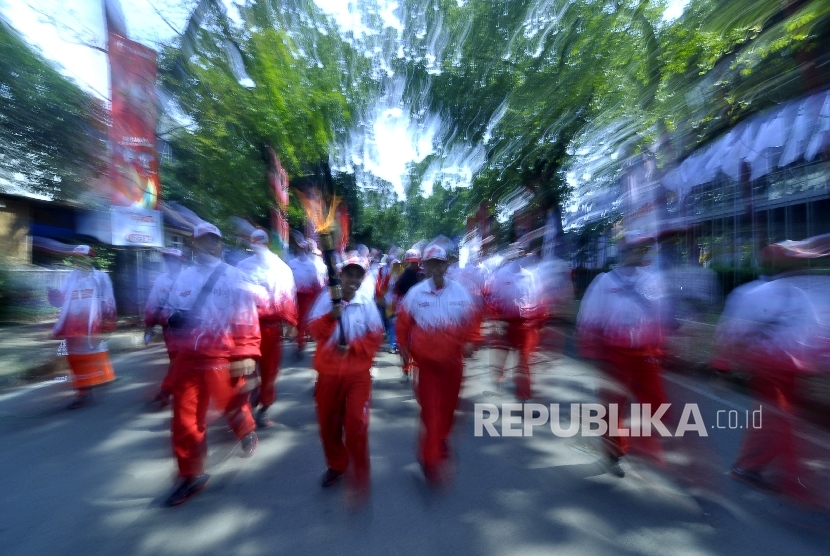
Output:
[599, 350, 669, 462]
[492, 319, 539, 400]
[170, 355, 256, 477]
[258, 321, 283, 408]
[734, 371, 810, 496]
[315, 371, 372, 490]
[415, 356, 464, 469]
[297, 293, 316, 351]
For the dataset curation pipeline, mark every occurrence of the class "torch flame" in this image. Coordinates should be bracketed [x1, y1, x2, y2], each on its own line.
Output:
[296, 189, 340, 233]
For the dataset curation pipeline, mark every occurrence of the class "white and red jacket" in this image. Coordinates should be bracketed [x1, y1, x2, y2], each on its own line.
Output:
[375, 265, 392, 303]
[237, 246, 298, 326]
[485, 260, 547, 322]
[712, 274, 830, 374]
[288, 253, 325, 296]
[144, 271, 176, 328]
[307, 288, 384, 376]
[164, 258, 261, 361]
[396, 277, 481, 363]
[576, 267, 669, 359]
[144, 270, 179, 351]
[448, 261, 489, 310]
[358, 263, 377, 300]
[50, 269, 116, 354]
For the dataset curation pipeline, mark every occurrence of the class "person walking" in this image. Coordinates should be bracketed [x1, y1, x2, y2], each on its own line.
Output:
[307, 252, 383, 505]
[396, 243, 481, 487]
[162, 222, 261, 506]
[237, 229, 298, 428]
[144, 247, 187, 409]
[48, 245, 118, 409]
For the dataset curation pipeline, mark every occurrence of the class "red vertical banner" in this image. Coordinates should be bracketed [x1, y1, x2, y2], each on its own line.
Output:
[336, 202, 350, 252]
[266, 146, 289, 242]
[271, 208, 289, 244]
[267, 146, 289, 207]
[107, 31, 159, 209]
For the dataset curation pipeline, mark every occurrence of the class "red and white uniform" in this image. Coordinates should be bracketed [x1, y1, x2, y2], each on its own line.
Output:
[396, 277, 481, 472]
[308, 287, 384, 490]
[485, 260, 547, 400]
[164, 258, 261, 477]
[238, 246, 298, 408]
[486, 260, 547, 321]
[145, 271, 178, 390]
[447, 261, 488, 308]
[357, 263, 377, 300]
[52, 269, 116, 351]
[51, 269, 117, 390]
[145, 272, 176, 338]
[166, 260, 261, 360]
[577, 267, 668, 359]
[577, 267, 671, 461]
[289, 253, 325, 351]
[375, 264, 392, 304]
[713, 274, 830, 499]
[713, 275, 830, 375]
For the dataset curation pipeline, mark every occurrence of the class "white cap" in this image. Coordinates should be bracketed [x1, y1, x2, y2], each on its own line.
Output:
[250, 229, 269, 244]
[619, 230, 653, 249]
[161, 248, 185, 259]
[70, 245, 93, 256]
[341, 251, 369, 271]
[404, 249, 421, 263]
[423, 245, 447, 261]
[193, 222, 222, 239]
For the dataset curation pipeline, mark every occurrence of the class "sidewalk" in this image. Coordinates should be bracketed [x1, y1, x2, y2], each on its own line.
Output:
[0, 321, 148, 389]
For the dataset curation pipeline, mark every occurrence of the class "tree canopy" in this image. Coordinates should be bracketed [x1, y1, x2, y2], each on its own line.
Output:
[153, 0, 828, 244]
[0, 20, 105, 201]
[9, 0, 827, 245]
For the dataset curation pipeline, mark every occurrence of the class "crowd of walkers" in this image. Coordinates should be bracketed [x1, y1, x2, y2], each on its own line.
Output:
[46, 223, 830, 510]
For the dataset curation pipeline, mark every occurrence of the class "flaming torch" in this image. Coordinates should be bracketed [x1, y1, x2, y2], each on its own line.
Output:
[296, 189, 347, 346]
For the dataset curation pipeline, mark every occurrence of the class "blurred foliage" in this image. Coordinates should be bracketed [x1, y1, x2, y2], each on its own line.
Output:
[652, 0, 830, 154]
[388, 0, 830, 229]
[152, 0, 830, 240]
[158, 0, 371, 231]
[348, 164, 470, 250]
[0, 20, 105, 201]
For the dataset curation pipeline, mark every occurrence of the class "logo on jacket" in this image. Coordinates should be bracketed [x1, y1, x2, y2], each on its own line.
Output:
[180, 290, 191, 297]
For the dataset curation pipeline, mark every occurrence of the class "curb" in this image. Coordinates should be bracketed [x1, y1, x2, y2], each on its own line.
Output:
[0, 327, 149, 391]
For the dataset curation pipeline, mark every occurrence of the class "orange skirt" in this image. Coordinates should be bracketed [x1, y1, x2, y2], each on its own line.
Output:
[67, 352, 116, 390]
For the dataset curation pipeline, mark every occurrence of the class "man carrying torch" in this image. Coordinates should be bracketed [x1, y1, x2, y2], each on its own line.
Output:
[308, 248, 383, 505]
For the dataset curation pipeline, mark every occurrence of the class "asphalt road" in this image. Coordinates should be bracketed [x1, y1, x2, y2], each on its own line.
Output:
[0, 340, 828, 555]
